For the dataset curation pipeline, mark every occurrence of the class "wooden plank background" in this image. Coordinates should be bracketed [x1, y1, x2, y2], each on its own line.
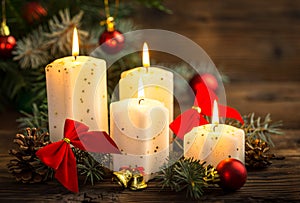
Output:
[0, 0, 300, 202]
[133, 0, 300, 82]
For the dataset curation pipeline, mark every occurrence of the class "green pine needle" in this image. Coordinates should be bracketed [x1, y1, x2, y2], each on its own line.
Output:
[157, 157, 218, 199]
[227, 113, 283, 147]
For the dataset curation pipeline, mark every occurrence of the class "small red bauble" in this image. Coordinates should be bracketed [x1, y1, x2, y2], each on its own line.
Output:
[189, 73, 218, 93]
[216, 158, 247, 191]
[99, 30, 125, 54]
[0, 35, 16, 59]
[22, 2, 47, 24]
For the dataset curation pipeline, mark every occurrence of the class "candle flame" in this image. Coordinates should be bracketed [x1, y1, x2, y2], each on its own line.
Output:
[211, 100, 219, 124]
[72, 27, 79, 57]
[138, 78, 145, 98]
[142, 42, 150, 68]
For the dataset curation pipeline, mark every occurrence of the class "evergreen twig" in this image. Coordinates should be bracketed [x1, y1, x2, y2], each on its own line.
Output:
[157, 158, 219, 199]
[227, 113, 283, 147]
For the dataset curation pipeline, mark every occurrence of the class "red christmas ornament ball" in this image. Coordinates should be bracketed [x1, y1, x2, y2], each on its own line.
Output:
[99, 30, 125, 54]
[0, 35, 16, 59]
[216, 158, 247, 191]
[189, 73, 218, 93]
[22, 2, 47, 24]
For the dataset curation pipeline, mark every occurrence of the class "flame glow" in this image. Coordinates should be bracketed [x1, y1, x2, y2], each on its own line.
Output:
[211, 100, 219, 124]
[142, 42, 150, 68]
[72, 27, 79, 57]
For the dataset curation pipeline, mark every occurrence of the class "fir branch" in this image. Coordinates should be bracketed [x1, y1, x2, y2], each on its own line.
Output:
[46, 9, 88, 57]
[13, 9, 88, 69]
[73, 148, 105, 185]
[227, 113, 283, 147]
[157, 158, 219, 199]
[16, 103, 48, 132]
[13, 26, 50, 69]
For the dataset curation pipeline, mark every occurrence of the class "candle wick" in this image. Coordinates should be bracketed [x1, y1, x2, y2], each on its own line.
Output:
[138, 98, 144, 104]
[74, 55, 77, 61]
[213, 124, 218, 132]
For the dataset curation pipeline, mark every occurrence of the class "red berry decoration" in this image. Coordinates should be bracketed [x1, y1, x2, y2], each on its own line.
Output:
[216, 158, 247, 191]
[189, 73, 218, 93]
[22, 2, 47, 24]
[0, 35, 16, 59]
[99, 17, 125, 54]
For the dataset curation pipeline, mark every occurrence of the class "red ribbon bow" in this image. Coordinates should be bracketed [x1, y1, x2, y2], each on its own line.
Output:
[36, 119, 120, 193]
[170, 83, 244, 140]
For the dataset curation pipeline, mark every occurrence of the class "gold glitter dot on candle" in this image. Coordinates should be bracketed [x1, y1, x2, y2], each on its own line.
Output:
[91, 117, 94, 120]
[228, 155, 231, 158]
[154, 150, 157, 153]
[80, 119, 83, 122]
[82, 90, 85, 93]
[156, 146, 159, 149]
[136, 136, 139, 138]
[121, 128, 124, 131]
[140, 156, 143, 159]
[54, 126, 57, 128]
[58, 69, 60, 72]
[87, 109, 90, 113]
[84, 78, 87, 81]
[88, 82, 91, 85]
[46, 69, 49, 72]
[161, 77, 164, 80]
[236, 148, 239, 151]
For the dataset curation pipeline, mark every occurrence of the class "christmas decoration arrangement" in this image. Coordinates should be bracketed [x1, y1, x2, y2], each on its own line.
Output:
[2, 0, 284, 201]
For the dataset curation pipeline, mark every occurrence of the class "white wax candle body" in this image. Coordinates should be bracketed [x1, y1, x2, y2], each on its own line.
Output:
[184, 124, 245, 167]
[46, 56, 108, 142]
[110, 98, 169, 181]
[119, 67, 173, 129]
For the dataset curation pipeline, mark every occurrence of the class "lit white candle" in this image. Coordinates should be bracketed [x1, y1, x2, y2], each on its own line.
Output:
[184, 100, 245, 167]
[119, 43, 173, 143]
[111, 79, 169, 181]
[46, 27, 108, 142]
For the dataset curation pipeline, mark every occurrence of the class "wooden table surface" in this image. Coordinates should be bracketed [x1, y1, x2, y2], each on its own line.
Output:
[1, 0, 300, 202]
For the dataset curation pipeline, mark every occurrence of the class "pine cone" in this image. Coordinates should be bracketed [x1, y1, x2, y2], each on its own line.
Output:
[245, 139, 274, 169]
[7, 128, 53, 183]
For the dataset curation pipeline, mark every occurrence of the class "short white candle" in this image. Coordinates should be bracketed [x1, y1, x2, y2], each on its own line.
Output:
[110, 79, 169, 181]
[184, 100, 245, 167]
[45, 28, 108, 142]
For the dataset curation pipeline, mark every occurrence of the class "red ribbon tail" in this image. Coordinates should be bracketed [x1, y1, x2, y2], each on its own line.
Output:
[219, 104, 244, 124]
[78, 131, 121, 154]
[55, 147, 79, 193]
[170, 109, 203, 140]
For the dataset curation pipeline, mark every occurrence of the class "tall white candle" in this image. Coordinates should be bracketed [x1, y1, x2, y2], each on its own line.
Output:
[110, 81, 169, 181]
[184, 100, 245, 167]
[46, 28, 108, 142]
[119, 43, 173, 142]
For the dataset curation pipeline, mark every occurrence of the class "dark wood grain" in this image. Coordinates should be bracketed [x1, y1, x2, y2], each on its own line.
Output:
[132, 0, 300, 82]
